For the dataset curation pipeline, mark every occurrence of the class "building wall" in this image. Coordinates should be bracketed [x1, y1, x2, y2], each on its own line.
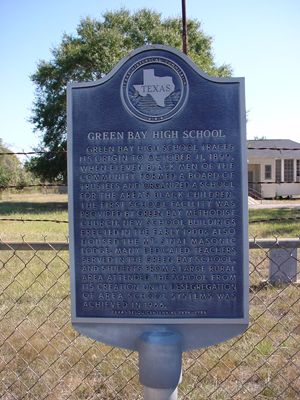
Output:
[248, 158, 275, 182]
[248, 157, 300, 198]
[275, 183, 300, 197]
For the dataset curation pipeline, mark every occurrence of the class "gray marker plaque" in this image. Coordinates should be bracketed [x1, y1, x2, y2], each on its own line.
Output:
[68, 45, 248, 350]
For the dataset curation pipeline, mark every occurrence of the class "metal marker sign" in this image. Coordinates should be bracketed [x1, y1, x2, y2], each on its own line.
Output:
[67, 45, 248, 351]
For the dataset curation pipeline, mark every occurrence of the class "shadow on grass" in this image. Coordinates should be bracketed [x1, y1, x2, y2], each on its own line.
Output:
[249, 207, 300, 223]
[0, 201, 68, 214]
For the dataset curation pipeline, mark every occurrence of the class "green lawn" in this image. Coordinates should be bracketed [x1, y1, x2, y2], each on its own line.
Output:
[249, 208, 300, 237]
[0, 192, 68, 240]
[0, 192, 299, 399]
[1, 192, 299, 239]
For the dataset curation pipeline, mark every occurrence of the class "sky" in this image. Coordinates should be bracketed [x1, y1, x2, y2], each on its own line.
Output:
[0, 0, 299, 153]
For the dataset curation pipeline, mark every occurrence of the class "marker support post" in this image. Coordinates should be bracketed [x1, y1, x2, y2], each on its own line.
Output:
[138, 330, 182, 400]
[143, 387, 178, 400]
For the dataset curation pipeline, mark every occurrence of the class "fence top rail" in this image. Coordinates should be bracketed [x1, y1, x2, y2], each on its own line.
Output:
[249, 238, 300, 249]
[0, 238, 300, 251]
[0, 241, 69, 251]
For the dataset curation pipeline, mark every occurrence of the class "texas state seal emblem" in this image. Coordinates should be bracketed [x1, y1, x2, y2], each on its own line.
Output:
[121, 57, 188, 122]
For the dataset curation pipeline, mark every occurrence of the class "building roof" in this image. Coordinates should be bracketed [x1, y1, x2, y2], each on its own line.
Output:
[248, 139, 300, 149]
[247, 139, 300, 159]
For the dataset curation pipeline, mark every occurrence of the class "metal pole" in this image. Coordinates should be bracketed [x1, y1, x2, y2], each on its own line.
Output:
[181, 0, 188, 54]
[138, 330, 182, 400]
[144, 387, 178, 400]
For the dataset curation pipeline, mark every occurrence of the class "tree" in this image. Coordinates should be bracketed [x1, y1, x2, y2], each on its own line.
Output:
[0, 140, 21, 189]
[29, 8, 232, 182]
[254, 136, 267, 140]
[0, 140, 35, 193]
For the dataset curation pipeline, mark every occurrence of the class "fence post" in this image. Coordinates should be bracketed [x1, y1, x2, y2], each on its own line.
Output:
[138, 330, 182, 400]
[268, 247, 298, 284]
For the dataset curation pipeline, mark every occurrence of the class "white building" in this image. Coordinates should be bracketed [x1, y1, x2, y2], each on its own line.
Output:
[247, 139, 300, 199]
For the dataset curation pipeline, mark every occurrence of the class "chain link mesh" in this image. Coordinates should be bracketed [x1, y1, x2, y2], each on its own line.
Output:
[0, 238, 299, 399]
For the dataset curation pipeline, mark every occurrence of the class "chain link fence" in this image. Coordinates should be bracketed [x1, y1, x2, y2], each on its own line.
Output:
[0, 238, 299, 399]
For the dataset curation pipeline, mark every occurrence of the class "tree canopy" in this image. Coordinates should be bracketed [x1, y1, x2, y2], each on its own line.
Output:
[0, 140, 35, 190]
[29, 8, 232, 182]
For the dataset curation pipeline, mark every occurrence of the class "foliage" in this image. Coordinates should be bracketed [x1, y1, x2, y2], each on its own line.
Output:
[0, 166, 11, 189]
[0, 139, 37, 190]
[28, 8, 232, 182]
[253, 136, 267, 140]
[0, 140, 21, 189]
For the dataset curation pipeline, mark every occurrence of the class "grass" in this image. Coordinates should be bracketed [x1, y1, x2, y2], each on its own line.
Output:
[0, 192, 299, 399]
[0, 192, 68, 240]
[1, 192, 300, 239]
[0, 247, 299, 399]
[249, 208, 300, 238]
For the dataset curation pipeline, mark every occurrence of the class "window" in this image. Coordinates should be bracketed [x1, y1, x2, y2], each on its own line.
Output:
[264, 165, 272, 180]
[284, 159, 294, 182]
[275, 160, 281, 183]
[297, 160, 300, 178]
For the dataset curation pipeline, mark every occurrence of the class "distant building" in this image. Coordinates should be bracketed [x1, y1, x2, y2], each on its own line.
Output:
[247, 139, 300, 199]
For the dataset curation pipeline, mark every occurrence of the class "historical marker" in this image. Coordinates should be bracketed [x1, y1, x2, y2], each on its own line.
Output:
[68, 45, 248, 351]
